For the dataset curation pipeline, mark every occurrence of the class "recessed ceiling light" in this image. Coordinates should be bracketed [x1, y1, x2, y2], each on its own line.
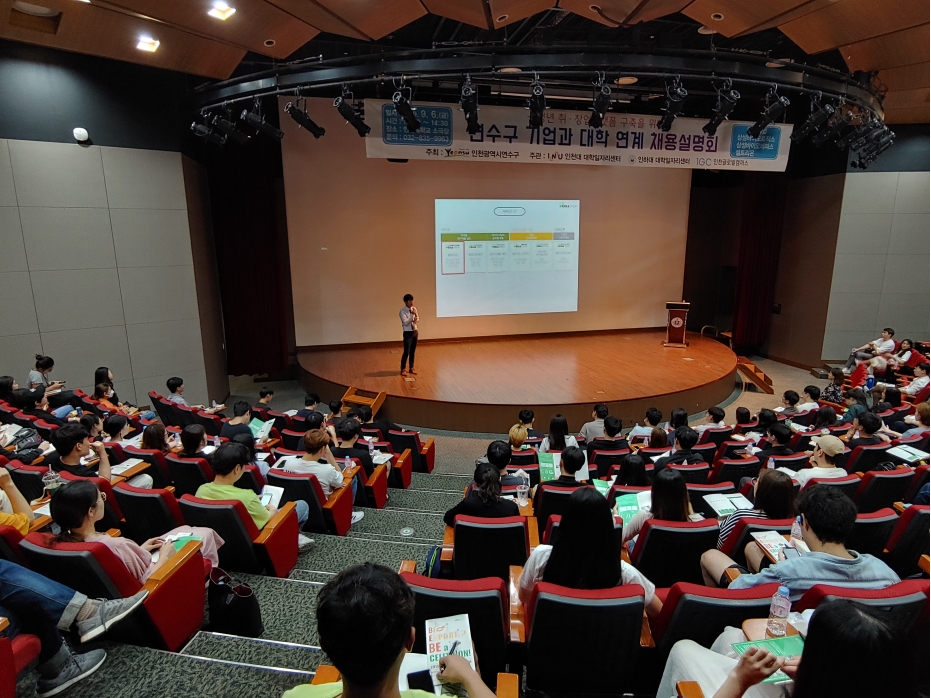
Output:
[496, 14, 508, 22]
[12, 1, 58, 16]
[136, 36, 159, 52]
[499, 67, 522, 73]
[208, 0, 235, 20]
[711, 12, 724, 20]
[74, 0, 90, 3]
[264, 39, 275, 47]
[589, 4, 601, 10]
[765, 58, 790, 68]
[697, 26, 715, 34]
[615, 76, 638, 85]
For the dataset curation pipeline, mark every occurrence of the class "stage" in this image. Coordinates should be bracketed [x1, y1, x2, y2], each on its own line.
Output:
[297, 330, 738, 433]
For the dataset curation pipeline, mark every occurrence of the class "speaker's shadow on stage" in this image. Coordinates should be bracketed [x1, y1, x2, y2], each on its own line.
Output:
[366, 371, 400, 378]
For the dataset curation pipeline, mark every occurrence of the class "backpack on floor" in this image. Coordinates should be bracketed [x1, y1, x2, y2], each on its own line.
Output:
[424, 545, 443, 578]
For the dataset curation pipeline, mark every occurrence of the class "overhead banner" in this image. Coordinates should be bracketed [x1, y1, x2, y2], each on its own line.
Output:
[364, 99, 792, 171]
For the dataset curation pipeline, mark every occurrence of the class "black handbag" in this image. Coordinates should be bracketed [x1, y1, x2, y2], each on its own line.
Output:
[207, 568, 264, 637]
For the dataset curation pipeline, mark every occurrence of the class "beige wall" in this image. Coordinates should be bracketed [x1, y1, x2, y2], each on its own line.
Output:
[281, 98, 692, 347]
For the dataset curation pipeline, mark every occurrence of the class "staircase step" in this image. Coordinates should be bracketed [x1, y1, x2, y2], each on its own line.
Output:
[287, 569, 335, 584]
[346, 508, 445, 543]
[386, 488, 463, 513]
[17, 643, 311, 698]
[234, 574, 323, 645]
[295, 533, 429, 575]
[182, 632, 327, 673]
[409, 472, 472, 491]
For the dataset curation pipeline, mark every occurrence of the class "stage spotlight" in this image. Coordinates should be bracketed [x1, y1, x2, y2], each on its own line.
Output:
[241, 106, 284, 140]
[588, 83, 612, 129]
[190, 121, 226, 146]
[834, 120, 872, 150]
[851, 131, 894, 169]
[527, 79, 546, 129]
[334, 92, 370, 137]
[790, 96, 834, 143]
[459, 79, 481, 135]
[702, 80, 739, 136]
[657, 78, 687, 132]
[284, 100, 325, 138]
[748, 87, 789, 139]
[811, 112, 853, 146]
[850, 122, 887, 152]
[211, 113, 250, 145]
[392, 89, 421, 133]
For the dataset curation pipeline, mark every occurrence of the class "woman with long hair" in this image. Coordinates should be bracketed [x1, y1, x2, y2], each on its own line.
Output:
[443, 462, 519, 527]
[141, 422, 174, 454]
[616, 453, 650, 487]
[666, 408, 689, 446]
[539, 414, 578, 453]
[811, 405, 838, 431]
[622, 468, 700, 545]
[50, 480, 223, 582]
[648, 426, 668, 449]
[0, 375, 17, 402]
[840, 388, 869, 424]
[518, 487, 662, 616]
[715, 469, 795, 549]
[822, 367, 846, 404]
[870, 385, 902, 413]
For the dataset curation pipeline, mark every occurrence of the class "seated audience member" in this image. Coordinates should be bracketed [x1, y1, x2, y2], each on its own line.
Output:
[694, 406, 726, 435]
[357, 404, 401, 439]
[327, 399, 345, 428]
[903, 362, 930, 396]
[821, 367, 846, 404]
[255, 386, 274, 413]
[508, 423, 530, 451]
[92, 382, 155, 420]
[870, 385, 902, 414]
[752, 409, 778, 440]
[10, 387, 69, 427]
[539, 414, 578, 453]
[796, 386, 820, 413]
[585, 415, 628, 461]
[734, 407, 752, 428]
[443, 462, 520, 527]
[845, 411, 885, 451]
[648, 426, 668, 448]
[533, 446, 587, 510]
[519, 487, 661, 616]
[165, 377, 222, 413]
[810, 405, 838, 432]
[197, 442, 314, 547]
[51, 424, 152, 488]
[700, 485, 899, 597]
[50, 479, 223, 579]
[656, 599, 918, 698]
[28, 354, 80, 410]
[518, 408, 544, 439]
[914, 482, 930, 505]
[282, 563, 496, 698]
[579, 403, 609, 442]
[180, 424, 215, 465]
[628, 406, 663, 441]
[278, 429, 362, 524]
[784, 435, 848, 488]
[840, 388, 869, 424]
[141, 422, 176, 455]
[885, 401, 930, 438]
[486, 439, 524, 486]
[615, 453, 650, 486]
[94, 367, 119, 402]
[653, 426, 705, 474]
[79, 413, 103, 441]
[0, 559, 149, 698]
[331, 419, 375, 477]
[0, 466, 36, 533]
[666, 407, 689, 446]
[231, 432, 271, 478]
[102, 414, 131, 443]
[845, 328, 896, 371]
[885, 338, 916, 378]
[296, 411, 338, 451]
[716, 470, 795, 549]
[755, 423, 794, 465]
[220, 401, 256, 440]
[0, 375, 17, 402]
[778, 390, 800, 415]
[295, 393, 321, 420]
[622, 468, 701, 545]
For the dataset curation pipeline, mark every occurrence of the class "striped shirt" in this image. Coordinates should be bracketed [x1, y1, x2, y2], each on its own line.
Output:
[716, 508, 768, 549]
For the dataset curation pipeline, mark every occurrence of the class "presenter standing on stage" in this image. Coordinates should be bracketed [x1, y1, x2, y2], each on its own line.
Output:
[399, 294, 419, 377]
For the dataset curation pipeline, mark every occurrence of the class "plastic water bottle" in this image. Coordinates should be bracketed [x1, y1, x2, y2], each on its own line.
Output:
[767, 457, 775, 470]
[367, 439, 375, 456]
[766, 586, 792, 637]
[344, 456, 351, 471]
[791, 516, 803, 541]
[866, 375, 875, 390]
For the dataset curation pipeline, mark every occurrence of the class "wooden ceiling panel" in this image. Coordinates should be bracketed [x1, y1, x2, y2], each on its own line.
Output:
[731, 0, 837, 36]
[882, 87, 929, 112]
[627, 0, 692, 24]
[682, 0, 812, 38]
[487, 0, 555, 28]
[0, 0, 244, 78]
[313, 0, 426, 40]
[421, 0, 490, 30]
[841, 23, 929, 72]
[883, 105, 930, 124]
[559, 0, 639, 28]
[877, 62, 929, 92]
[261, 0, 369, 40]
[779, 0, 928, 54]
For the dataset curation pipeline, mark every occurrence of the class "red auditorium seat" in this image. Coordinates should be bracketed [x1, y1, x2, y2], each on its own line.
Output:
[767, 453, 810, 472]
[853, 468, 915, 512]
[387, 430, 435, 473]
[544, 514, 621, 547]
[800, 473, 861, 499]
[265, 469, 352, 536]
[846, 508, 898, 557]
[534, 485, 577, 536]
[686, 482, 736, 518]
[4, 459, 48, 501]
[667, 462, 711, 484]
[707, 458, 761, 488]
[882, 505, 930, 578]
[697, 426, 733, 447]
[718, 517, 795, 568]
[165, 454, 214, 497]
[845, 443, 893, 473]
[341, 456, 389, 509]
[591, 450, 627, 479]
[0, 525, 28, 565]
[0, 619, 40, 698]
[112, 483, 186, 544]
[193, 410, 224, 437]
[794, 580, 930, 635]
[903, 464, 930, 503]
[57, 471, 124, 531]
[123, 445, 172, 486]
[629, 519, 720, 587]
[452, 515, 529, 581]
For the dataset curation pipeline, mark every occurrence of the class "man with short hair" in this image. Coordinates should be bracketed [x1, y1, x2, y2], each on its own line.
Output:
[586, 415, 629, 461]
[845, 328, 895, 372]
[486, 440, 524, 486]
[781, 435, 848, 488]
[700, 485, 900, 599]
[755, 423, 795, 465]
[197, 442, 314, 547]
[399, 293, 419, 378]
[779, 390, 801, 416]
[579, 403, 609, 442]
[328, 399, 346, 429]
[627, 407, 663, 441]
[282, 563, 494, 698]
[518, 409, 543, 439]
[331, 418, 375, 478]
[797, 386, 820, 413]
[653, 426, 705, 475]
[51, 424, 153, 488]
[903, 363, 930, 396]
[255, 387, 274, 412]
[693, 406, 726, 435]
[845, 412, 885, 451]
[165, 377, 222, 413]
[532, 446, 587, 511]
[296, 394, 321, 420]
[357, 404, 401, 441]
[220, 401, 254, 440]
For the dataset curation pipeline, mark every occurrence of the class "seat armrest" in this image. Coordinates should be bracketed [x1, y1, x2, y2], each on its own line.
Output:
[366, 464, 389, 508]
[255, 501, 297, 544]
[641, 611, 655, 648]
[398, 560, 417, 574]
[894, 501, 906, 514]
[28, 515, 52, 532]
[527, 517, 539, 550]
[323, 482, 353, 536]
[393, 448, 412, 489]
[0, 617, 8, 633]
[165, 485, 175, 494]
[142, 540, 203, 594]
[723, 567, 743, 584]
[621, 546, 632, 564]
[441, 525, 454, 562]
[677, 681, 705, 698]
[106, 528, 122, 537]
[496, 673, 520, 698]
[920, 555, 930, 575]
[508, 565, 525, 644]
[311, 665, 341, 685]
[420, 438, 435, 472]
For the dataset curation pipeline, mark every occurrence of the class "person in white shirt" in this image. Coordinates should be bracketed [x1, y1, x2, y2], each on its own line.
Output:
[538, 414, 579, 453]
[627, 406, 663, 442]
[164, 377, 223, 413]
[783, 434, 848, 488]
[902, 363, 930, 396]
[578, 403, 608, 442]
[692, 406, 726, 435]
[844, 328, 896, 371]
[399, 293, 419, 377]
[795, 385, 820, 413]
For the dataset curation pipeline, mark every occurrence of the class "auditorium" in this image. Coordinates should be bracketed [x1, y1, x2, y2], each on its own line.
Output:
[0, 2, 929, 697]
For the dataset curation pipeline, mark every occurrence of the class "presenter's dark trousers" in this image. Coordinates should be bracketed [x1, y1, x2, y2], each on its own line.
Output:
[401, 330, 418, 371]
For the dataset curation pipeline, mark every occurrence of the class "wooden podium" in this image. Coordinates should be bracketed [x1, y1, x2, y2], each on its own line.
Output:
[664, 301, 690, 348]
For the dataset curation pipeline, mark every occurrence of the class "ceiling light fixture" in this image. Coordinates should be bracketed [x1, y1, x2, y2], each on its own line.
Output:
[496, 14, 508, 22]
[588, 76, 612, 129]
[748, 86, 789, 139]
[790, 94, 834, 143]
[499, 67, 522, 73]
[459, 77, 481, 135]
[658, 77, 687, 132]
[284, 97, 325, 138]
[702, 79, 739, 136]
[697, 26, 715, 35]
[334, 87, 370, 137]
[191, 120, 226, 146]
[13, 1, 58, 13]
[211, 110, 250, 144]
[241, 98, 283, 139]
[711, 12, 724, 20]
[615, 76, 637, 85]
[811, 112, 853, 146]
[527, 76, 546, 129]
[208, 0, 235, 20]
[392, 85, 421, 133]
[136, 36, 160, 52]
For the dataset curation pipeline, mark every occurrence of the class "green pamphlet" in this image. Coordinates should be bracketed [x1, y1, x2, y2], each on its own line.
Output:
[172, 535, 202, 551]
[731, 634, 804, 684]
[538, 452, 558, 481]
[592, 479, 612, 497]
[614, 491, 650, 524]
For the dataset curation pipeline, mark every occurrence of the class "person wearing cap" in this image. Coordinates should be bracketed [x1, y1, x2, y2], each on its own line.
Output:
[783, 435, 848, 488]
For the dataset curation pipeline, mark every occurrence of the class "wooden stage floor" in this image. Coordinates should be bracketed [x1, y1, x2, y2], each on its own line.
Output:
[298, 330, 738, 432]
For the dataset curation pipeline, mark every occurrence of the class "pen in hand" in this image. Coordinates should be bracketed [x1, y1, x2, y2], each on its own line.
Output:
[447, 641, 460, 656]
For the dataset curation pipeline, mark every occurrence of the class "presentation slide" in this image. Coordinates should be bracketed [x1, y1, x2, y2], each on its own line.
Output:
[435, 199, 580, 318]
